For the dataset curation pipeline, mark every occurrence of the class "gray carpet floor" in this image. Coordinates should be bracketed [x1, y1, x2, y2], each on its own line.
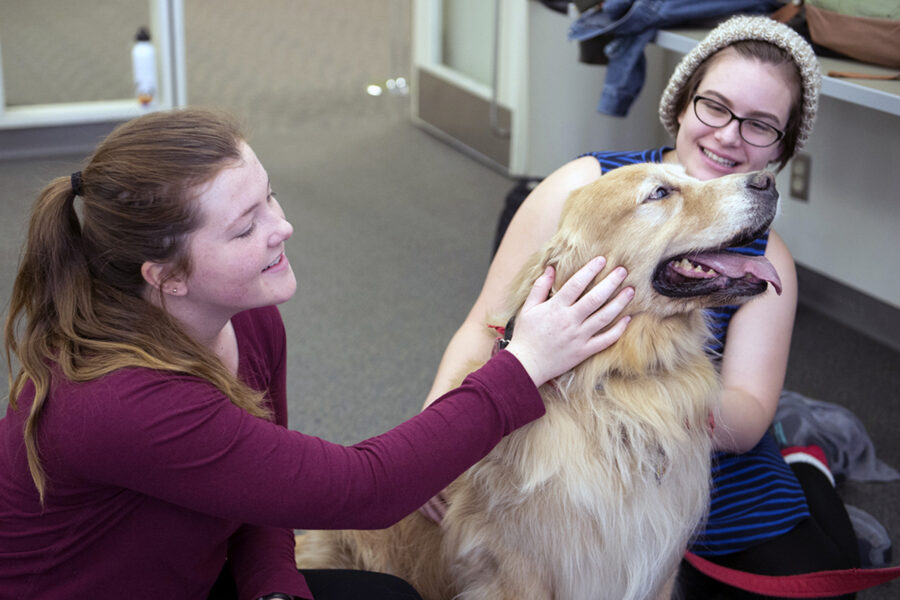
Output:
[1, 1, 898, 596]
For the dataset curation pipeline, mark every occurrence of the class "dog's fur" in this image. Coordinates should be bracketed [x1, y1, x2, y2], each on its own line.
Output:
[295, 163, 781, 600]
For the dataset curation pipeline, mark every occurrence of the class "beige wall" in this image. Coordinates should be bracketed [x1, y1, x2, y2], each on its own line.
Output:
[774, 96, 900, 308]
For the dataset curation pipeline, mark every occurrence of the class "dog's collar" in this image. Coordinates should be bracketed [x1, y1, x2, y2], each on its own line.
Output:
[489, 317, 515, 351]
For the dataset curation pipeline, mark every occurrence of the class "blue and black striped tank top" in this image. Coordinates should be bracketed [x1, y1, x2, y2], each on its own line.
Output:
[585, 148, 810, 556]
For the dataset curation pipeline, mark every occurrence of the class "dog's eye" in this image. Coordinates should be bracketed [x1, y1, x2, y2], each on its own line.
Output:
[645, 186, 670, 202]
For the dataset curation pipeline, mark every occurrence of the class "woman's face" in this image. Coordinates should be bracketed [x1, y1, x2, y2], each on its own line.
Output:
[182, 142, 296, 318]
[675, 49, 794, 181]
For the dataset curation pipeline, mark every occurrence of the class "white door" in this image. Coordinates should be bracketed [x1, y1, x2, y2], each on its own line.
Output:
[411, 0, 524, 172]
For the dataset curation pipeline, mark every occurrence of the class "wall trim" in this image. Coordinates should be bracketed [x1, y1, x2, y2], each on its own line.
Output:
[0, 121, 122, 161]
[797, 263, 899, 352]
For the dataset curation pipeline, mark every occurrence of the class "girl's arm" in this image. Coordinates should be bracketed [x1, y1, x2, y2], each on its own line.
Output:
[713, 230, 798, 453]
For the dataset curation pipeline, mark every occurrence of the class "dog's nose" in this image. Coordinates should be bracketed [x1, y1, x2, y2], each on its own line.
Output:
[747, 171, 775, 193]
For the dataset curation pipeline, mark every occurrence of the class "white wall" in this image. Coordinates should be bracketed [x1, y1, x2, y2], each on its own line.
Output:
[519, 4, 667, 177]
[774, 96, 900, 308]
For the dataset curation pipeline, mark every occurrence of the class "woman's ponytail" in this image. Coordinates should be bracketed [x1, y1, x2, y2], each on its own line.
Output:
[5, 175, 93, 501]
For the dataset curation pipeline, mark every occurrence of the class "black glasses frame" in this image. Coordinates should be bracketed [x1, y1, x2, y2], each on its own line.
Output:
[692, 95, 785, 148]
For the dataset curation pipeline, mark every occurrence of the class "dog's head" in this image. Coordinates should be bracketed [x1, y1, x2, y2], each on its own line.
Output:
[515, 162, 781, 320]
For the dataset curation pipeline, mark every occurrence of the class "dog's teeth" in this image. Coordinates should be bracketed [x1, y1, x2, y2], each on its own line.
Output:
[671, 257, 719, 277]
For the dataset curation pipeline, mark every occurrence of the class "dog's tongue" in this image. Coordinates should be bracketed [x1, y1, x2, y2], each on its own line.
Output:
[691, 251, 783, 295]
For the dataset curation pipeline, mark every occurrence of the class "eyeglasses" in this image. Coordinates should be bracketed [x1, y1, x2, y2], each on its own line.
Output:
[692, 96, 785, 148]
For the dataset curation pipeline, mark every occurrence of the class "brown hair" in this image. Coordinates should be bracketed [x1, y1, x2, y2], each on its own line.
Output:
[670, 40, 803, 171]
[4, 108, 271, 503]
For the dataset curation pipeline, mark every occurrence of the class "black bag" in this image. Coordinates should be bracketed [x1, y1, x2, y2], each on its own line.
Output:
[493, 178, 542, 256]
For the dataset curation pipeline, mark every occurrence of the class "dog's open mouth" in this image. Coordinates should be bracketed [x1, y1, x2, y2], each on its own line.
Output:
[652, 224, 782, 299]
[653, 251, 782, 298]
[652, 219, 782, 299]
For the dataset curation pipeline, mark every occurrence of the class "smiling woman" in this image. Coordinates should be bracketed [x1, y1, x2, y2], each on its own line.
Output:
[150, 141, 298, 353]
[0, 107, 635, 599]
[670, 47, 796, 180]
[424, 15, 861, 600]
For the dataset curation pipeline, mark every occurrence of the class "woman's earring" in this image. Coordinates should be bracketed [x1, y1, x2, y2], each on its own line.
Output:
[171, 287, 178, 295]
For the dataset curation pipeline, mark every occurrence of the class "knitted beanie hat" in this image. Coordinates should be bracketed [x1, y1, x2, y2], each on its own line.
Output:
[659, 15, 821, 155]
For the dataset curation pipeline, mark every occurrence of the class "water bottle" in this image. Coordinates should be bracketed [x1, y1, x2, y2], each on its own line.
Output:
[132, 27, 157, 106]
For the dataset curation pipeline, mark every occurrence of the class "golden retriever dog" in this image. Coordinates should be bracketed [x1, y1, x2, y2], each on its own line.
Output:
[295, 163, 782, 600]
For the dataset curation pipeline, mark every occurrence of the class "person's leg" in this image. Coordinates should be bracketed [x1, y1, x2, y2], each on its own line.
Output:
[790, 462, 860, 570]
[712, 518, 856, 600]
[676, 464, 860, 600]
[301, 569, 423, 600]
[208, 564, 422, 600]
[675, 556, 729, 599]
[206, 563, 239, 600]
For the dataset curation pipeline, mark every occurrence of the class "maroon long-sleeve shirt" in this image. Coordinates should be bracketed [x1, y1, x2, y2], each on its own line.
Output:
[0, 306, 543, 599]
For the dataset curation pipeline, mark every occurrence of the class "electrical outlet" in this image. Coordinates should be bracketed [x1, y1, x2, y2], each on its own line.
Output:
[790, 153, 811, 201]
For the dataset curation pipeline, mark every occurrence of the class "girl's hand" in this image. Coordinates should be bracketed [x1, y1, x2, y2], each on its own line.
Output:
[506, 257, 633, 388]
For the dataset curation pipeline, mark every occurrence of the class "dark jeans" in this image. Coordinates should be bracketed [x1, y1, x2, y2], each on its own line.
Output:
[208, 566, 423, 600]
[675, 463, 861, 600]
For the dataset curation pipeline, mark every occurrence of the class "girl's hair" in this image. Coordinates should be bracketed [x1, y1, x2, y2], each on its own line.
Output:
[4, 108, 271, 502]
[669, 40, 803, 171]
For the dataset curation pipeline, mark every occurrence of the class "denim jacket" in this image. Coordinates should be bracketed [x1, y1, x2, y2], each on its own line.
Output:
[568, 0, 781, 116]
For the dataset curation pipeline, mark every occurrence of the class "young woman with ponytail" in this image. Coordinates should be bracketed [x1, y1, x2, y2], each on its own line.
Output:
[0, 108, 632, 600]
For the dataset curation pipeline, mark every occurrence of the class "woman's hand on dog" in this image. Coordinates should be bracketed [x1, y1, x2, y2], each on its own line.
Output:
[506, 256, 633, 389]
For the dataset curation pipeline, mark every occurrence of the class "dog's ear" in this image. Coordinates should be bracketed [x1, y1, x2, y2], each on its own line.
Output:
[504, 245, 555, 320]
[504, 236, 586, 319]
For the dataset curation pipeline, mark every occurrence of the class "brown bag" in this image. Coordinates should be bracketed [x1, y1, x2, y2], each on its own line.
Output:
[805, 1, 900, 68]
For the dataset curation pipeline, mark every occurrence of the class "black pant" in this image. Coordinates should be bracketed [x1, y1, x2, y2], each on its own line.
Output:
[208, 566, 423, 600]
[675, 463, 861, 600]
